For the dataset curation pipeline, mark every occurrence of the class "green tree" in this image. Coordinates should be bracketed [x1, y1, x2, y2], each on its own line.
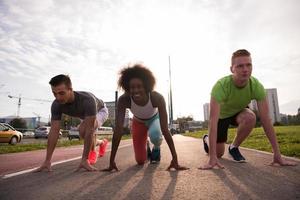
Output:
[287, 114, 300, 125]
[103, 119, 113, 127]
[9, 118, 27, 131]
[174, 116, 193, 133]
[202, 120, 209, 129]
[60, 114, 81, 129]
[61, 114, 70, 129]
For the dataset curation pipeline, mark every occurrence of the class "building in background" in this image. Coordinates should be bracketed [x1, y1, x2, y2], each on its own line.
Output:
[203, 103, 210, 121]
[105, 101, 116, 123]
[187, 120, 203, 132]
[266, 88, 280, 123]
[249, 88, 280, 124]
[249, 100, 258, 111]
[105, 101, 130, 127]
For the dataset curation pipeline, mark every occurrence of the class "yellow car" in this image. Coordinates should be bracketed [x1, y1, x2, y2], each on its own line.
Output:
[0, 123, 23, 145]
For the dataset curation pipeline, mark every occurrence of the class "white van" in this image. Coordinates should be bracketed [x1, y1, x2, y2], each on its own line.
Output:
[96, 126, 113, 135]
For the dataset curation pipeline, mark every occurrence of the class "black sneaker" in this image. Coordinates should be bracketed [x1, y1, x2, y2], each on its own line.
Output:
[147, 141, 152, 161]
[228, 146, 246, 162]
[151, 148, 161, 163]
[203, 134, 209, 154]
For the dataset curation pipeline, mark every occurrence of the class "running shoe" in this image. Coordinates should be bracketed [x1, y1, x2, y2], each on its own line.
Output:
[203, 134, 209, 154]
[99, 139, 108, 157]
[147, 141, 152, 161]
[151, 148, 161, 163]
[228, 146, 246, 162]
[88, 150, 98, 165]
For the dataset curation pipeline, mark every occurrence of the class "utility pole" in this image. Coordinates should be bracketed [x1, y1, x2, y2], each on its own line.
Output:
[168, 56, 173, 125]
[168, 92, 171, 123]
[8, 94, 21, 117]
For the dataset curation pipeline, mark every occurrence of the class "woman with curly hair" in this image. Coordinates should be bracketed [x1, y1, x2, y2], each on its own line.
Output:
[104, 64, 188, 171]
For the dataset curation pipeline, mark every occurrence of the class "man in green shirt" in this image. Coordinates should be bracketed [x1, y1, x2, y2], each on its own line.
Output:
[200, 49, 296, 169]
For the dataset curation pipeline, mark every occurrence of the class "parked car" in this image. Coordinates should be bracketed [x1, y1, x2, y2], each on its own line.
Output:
[97, 126, 113, 135]
[170, 128, 180, 135]
[169, 123, 180, 135]
[2, 123, 17, 130]
[67, 126, 113, 140]
[68, 127, 80, 140]
[34, 126, 62, 139]
[34, 126, 50, 138]
[23, 131, 35, 137]
[0, 123, 23, 145]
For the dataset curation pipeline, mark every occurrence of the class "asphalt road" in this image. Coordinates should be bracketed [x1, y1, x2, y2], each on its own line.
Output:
[0, 135, 299, 200]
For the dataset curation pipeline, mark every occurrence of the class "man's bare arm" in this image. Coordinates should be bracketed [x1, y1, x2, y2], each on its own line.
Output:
[257, 98, 297, 166]
[257, 98, 280, 155]
[35, 120, 60, 172]
[199, 97, 224, 170]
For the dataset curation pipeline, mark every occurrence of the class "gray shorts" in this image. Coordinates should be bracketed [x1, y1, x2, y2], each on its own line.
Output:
[96, 106, 109, 128]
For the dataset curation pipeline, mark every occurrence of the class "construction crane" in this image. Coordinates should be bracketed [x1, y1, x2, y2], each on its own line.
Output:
[8, 94, 52, 117]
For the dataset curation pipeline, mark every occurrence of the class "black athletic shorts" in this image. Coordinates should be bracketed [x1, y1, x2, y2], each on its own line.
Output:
[217, 112, 240, 143]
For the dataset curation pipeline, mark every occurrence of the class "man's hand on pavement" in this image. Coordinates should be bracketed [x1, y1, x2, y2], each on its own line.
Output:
[271, 154, 297, 167]
[199, 157, 224, 170]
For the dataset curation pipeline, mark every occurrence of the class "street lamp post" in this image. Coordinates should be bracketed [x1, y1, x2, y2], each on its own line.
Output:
[8, 94, 21, 117]
[168, 56, 173, 126]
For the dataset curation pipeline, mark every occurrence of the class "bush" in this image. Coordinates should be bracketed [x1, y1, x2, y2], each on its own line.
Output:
[274, 121, 283, 126]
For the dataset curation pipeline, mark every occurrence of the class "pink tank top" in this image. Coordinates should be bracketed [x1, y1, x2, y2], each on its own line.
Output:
[130, 94, 158, 119]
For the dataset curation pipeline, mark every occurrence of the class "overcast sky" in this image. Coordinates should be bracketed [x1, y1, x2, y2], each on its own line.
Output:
[0, 0, 300, 121]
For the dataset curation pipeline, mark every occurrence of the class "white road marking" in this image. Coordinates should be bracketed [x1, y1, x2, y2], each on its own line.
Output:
[239, 146, 300, 162]
[2, 143, 132, 179]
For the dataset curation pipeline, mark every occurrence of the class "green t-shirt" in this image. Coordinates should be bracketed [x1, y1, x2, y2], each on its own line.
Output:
[211, 75, 266, 119]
